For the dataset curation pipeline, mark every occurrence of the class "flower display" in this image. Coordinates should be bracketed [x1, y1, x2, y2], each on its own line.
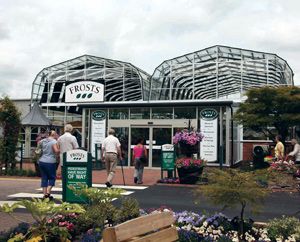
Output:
[141, 209, 299, 241]
[268, 160, 298, 174]
[176, 157, 206, 168]
[173, 129, 204, 146]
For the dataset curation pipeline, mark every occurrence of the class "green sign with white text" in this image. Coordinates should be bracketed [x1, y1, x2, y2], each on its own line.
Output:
[161, 144, 175, 171]
[62, 149, 92, 203]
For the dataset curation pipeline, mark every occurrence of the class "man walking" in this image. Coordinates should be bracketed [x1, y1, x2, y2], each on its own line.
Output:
[102, 128, 122, 188]
[57, 124, 79, 176]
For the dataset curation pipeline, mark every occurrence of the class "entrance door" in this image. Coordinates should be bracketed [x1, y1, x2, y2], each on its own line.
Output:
[130, 127, 150, 166]
[130, 126, 172, 167]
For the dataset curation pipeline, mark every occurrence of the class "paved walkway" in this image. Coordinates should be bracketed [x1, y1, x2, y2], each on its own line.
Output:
[17, 162, 163, 186]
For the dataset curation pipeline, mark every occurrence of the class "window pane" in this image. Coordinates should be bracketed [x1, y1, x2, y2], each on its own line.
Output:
[151, 107, 173, 119]
[130, 108, 150, 119]
[109, 108, 128, 119]
[174, 107, 196, 119]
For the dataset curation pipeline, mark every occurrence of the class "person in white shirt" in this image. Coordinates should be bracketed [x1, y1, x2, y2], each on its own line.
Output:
[102, 128, 123, 187]
[57, 124, 79, 176]
[289, 139, 300, 164]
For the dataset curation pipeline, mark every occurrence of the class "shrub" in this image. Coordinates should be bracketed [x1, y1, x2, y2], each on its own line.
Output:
[0, 198, 85, 241]
[195, 169, 269, 240]
[267, 216, 300, 241]
[116, 197, 140, 224]
[0, 222, 30, 242]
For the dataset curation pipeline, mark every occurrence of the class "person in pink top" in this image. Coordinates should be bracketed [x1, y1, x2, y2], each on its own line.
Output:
[132, 138, 147, 184]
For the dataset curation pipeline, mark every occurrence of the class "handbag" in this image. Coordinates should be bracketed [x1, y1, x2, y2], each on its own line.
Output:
[139, 146, 147, 163]
[34, 141, 43, 158]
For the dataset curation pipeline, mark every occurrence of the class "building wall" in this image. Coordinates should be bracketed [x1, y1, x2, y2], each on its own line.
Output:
[12, 99, 31, 119]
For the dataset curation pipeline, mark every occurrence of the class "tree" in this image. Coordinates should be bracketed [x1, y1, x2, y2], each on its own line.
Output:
[0, 96, 21, 172]
[195, 169, 268, 240]
[235, 86, 300, 143]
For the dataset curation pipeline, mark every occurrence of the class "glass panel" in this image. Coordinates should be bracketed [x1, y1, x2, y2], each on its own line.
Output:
[130, 108, 150, 119]
[131, 128, 149, 166]
[151, 107, 173, 119]
[109, 108, 129, 119]
[152, 128, 172, 167]
[174, 107, 196, 119]
[30, 127, 39, 147]
[112, 127, 129, 166]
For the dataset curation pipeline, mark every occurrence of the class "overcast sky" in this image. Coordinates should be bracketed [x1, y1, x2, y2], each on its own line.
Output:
[0, 0, 300, 99]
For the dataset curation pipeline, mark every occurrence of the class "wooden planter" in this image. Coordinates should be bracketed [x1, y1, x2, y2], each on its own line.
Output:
[177, 166, 203, 184]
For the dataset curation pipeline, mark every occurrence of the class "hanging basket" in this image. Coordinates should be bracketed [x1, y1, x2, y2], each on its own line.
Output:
[179, 142, 199, 157]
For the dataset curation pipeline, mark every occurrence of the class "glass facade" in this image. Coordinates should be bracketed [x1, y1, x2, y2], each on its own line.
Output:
[29, 45, 295, 165]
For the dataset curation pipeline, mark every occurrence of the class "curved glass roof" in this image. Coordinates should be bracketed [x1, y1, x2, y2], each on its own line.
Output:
[32, 55, 151, 108]
[149, 45, 294, 101]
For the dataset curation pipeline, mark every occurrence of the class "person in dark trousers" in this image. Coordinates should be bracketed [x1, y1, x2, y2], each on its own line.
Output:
[132, 138, 147, 184]
[38, 130, 60, 200]
[102, 129, 123, 188]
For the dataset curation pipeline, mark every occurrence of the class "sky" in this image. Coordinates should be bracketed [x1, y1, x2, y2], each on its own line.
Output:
[0, 0, 300, 99]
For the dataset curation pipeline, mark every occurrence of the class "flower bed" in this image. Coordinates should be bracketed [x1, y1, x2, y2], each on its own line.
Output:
[141, 208, 300, 242]
[268, 160, 298, 174]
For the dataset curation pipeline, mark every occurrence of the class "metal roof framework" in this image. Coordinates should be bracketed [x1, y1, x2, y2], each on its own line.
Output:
[149, 45, 294, 101]
[31, 55, 151, 114]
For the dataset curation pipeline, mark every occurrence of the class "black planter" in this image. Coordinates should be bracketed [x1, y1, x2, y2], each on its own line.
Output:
[177, 166, 203, 184]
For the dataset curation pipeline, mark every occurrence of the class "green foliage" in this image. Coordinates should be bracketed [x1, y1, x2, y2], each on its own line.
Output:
[195, 169, 269, 239]
[69, 184, 123, 205]
[197, 169, 268, 212]
[267, 216, 300, 241]
[116, 197, 140, 223]
[0, 96, 21, 171]
[72, 185, 140, 239]
[76, 203, 117, 233]
[0, 198, 85, 241]
[235, 86, 300, 142]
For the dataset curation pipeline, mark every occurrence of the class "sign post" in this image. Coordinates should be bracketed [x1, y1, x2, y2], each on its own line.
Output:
[161, 144, 176, 179]
[62, 149, 92, 203]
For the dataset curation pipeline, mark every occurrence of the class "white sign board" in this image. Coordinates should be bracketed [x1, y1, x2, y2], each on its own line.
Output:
[66, 149, 88, 162]
[200, 109, 218, 162]
[91, 110, 106, 157]
[162, 144, 174, 151]
[65, 81, 104, 103]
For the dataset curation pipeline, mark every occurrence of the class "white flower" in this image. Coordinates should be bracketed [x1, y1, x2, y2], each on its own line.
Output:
[203, 221, 208, 227]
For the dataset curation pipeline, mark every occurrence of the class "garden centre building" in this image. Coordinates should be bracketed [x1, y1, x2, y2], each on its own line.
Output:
[24, 45, 294, 167]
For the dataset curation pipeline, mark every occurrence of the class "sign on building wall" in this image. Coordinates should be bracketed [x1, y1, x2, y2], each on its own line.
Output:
[200, 109, 218, 162]
[91, 110, 106, 157]
[65, 81, 104, 103]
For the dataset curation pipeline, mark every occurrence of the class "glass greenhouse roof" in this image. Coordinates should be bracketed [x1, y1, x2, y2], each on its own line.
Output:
[149, 45, 294, 101]
[32, 55, 151, 106]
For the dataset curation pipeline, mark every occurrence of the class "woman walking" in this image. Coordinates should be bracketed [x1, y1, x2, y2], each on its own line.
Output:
[38, 130, 60, 200]
[132, 138, 147, 184]
[275, 135, 285, 161]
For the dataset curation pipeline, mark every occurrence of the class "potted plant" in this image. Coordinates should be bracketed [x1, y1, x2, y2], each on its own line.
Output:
[173, 129, 205, 184]
[176, 157, 206, 184]
[173, 129, 204, 157]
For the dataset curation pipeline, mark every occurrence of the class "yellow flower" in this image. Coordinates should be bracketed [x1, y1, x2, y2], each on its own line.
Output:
[25, 236, 43, 242]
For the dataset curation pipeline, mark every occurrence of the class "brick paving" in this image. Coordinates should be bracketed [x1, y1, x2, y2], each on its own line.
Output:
[18, 162, 162, 185]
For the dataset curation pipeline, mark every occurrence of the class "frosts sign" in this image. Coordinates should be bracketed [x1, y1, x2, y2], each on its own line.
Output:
[66, 149, 88, 162]
[65, 81, 104, 103]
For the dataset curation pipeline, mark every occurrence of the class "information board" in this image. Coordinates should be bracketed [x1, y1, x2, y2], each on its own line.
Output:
[91, 110, 106, 157]
[200, 109, 218, 162]
[62, 149, 92, 203]
[161, 144, 175, 170]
